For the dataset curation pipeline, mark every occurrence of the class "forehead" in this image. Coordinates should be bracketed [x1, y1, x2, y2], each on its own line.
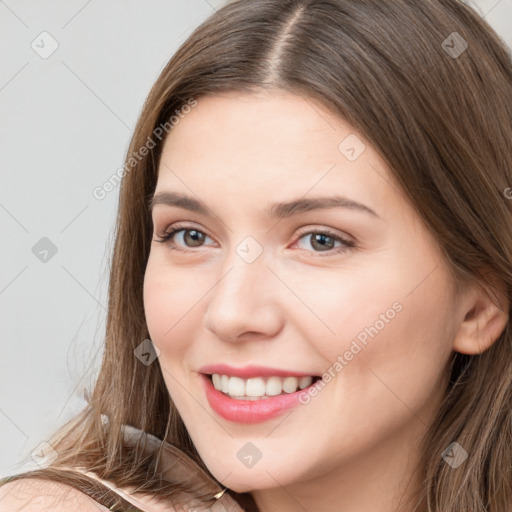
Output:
[162, 90, 357, 169]
[155, 91, 401, 221]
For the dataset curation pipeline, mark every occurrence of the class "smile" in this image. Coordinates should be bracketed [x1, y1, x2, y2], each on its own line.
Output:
[199, 366, 322, 424]
[210, 373, 319, 399]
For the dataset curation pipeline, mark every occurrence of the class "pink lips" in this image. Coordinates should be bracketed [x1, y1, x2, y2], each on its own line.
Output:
[199, 363, 317, 379]
[198, 364, 320, 424]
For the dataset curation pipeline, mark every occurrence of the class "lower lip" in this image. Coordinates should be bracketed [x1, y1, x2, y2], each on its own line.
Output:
[200, 374, 315, 424]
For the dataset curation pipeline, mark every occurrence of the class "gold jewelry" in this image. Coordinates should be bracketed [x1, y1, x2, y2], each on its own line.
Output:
[213, 488, 227, 499]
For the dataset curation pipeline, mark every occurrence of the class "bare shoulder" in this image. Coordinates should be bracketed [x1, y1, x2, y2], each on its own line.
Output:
[0, 477, 109, 511]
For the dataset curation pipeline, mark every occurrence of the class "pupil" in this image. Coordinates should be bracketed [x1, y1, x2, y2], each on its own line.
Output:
[313, 233, 333, 250]
[186, 230, 204, 246]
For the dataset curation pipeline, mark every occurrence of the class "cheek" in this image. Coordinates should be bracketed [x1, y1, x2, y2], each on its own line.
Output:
[143, 256, 214, 371]
[292, 256, 454, 396]
[337, 276, 454, 424]
[143, 262, 198, 408]
[143, 259, 190, 356]
[281, 263, 405, 361]
[143, 273, 171, 345]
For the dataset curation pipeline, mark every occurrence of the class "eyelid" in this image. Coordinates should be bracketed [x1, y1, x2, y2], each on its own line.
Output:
[154, 221, 217, 249]
[155, 221, 355, 255]
[294, 225, 354, 244]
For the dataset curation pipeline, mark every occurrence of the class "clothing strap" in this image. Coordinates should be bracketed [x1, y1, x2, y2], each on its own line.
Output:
[0, 470, 145, 511]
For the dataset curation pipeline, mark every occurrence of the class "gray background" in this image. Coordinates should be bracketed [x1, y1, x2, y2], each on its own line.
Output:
[1, 0, 511, 477]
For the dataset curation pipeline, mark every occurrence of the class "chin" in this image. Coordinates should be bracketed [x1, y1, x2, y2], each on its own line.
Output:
[222, 474, 271, 494]
[225, 480, 258, 493]
[208, 461, 294, 493]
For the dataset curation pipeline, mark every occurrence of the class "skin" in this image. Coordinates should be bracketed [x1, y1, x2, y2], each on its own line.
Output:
[143, 89, 508, 512]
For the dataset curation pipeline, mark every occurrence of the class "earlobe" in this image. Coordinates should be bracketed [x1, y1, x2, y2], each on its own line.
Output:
[452, 275, 509, 355]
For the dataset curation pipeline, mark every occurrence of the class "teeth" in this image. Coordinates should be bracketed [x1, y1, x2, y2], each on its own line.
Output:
[246, 377, 266, 396]
[298, 376, 313, 389]
[228, 376, 245, 397]
[266, 376, 282, 396]
[210, 374, 315, 398]
[221, 374, 229, 394]
[283, 376, 298, 393]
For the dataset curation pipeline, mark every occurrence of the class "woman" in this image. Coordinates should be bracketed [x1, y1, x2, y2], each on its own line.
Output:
[1, 0, 511, 511]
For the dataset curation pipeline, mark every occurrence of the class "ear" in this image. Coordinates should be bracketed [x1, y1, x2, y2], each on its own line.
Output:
[453, 271, 509, 355]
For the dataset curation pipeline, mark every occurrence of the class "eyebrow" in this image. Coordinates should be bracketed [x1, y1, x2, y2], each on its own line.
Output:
[148, 191, 380, 219]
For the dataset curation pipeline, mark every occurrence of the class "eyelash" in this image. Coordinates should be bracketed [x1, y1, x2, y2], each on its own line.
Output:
[154, 222, 355, 256]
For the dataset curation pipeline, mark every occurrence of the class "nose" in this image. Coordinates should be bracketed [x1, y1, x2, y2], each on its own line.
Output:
[202, 246, 284, 343]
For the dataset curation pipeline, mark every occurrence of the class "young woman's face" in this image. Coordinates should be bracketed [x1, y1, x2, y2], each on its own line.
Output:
[143, 90, 463, 494]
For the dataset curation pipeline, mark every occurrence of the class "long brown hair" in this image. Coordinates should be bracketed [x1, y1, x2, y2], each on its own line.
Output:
[5, 1, 512, 510]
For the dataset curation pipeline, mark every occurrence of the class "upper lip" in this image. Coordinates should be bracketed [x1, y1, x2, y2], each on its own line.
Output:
[199, 364, 320, 379]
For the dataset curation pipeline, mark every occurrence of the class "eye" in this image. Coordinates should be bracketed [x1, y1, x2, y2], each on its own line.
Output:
[154, 223, 356, 256]
[293, 228, 355, 256]
[154, 223, 215, 251]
